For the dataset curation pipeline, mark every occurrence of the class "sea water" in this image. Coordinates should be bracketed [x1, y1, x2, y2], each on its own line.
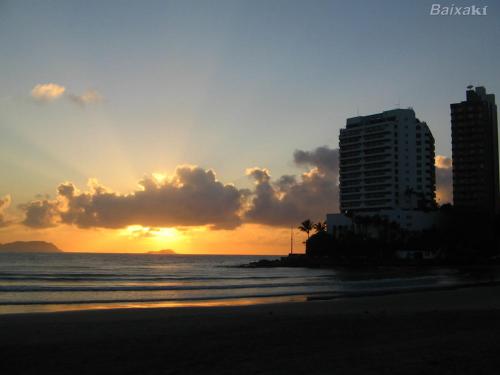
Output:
[0, 252, 498, 314]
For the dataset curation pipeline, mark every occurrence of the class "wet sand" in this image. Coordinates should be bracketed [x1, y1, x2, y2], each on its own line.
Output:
[1, 285, 500, 375]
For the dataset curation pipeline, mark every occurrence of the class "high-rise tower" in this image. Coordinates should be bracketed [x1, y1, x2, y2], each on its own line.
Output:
[451, 86, 499, 214]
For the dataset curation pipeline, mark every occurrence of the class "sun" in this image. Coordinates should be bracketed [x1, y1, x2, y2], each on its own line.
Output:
[150, 227, 178, 238]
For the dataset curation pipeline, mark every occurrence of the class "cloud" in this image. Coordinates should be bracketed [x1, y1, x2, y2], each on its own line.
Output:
[293, 146, 339, 174]
[0, 195, 12, 227]
[20, 166, 244, 230]
[436, 155, 452, 169]
[435, 155, 453, 205]
[68, 90, 103, 106]
[30, 83, 103, 106]
[19, 148, 341, 230]
[19, 199, 60, 228]
[30, 83, 66, 101]
[244, 147, 340, 226]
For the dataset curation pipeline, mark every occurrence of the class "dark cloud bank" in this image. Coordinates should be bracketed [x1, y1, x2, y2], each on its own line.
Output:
[21, 166, 243, 230]
[244, 147, 339, 226]
[19, 147, 340, 230]
[18, 147, 452, 231]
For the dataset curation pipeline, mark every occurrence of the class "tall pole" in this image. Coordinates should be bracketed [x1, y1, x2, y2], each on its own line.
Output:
[290, 225, 293, 255]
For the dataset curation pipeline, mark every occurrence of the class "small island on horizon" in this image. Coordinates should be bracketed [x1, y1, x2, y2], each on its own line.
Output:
[0, 241, 62, 253]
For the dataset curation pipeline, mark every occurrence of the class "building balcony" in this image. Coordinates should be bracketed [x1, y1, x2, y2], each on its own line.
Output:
[363, 141, 392, 150]
[364, 162, 390, 171]
[340, 197, 363, 203]
[339, 139, 363, 146]
[364, 177, 391, 185]
[339, 159, 364, 168]
[339, 152, 364, 160]
[363, 184, 392, 192]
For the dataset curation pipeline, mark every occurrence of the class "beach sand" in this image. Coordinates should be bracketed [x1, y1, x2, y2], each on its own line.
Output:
[1, 285, 500, 375]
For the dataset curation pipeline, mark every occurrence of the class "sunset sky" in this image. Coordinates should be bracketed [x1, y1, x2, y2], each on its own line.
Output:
[0, 0, 499, 253]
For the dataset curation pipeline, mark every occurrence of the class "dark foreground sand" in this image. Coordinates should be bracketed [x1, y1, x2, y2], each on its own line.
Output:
[1, 286, 500, 375]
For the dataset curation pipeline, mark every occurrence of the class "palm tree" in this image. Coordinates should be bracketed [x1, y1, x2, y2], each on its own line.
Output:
[298, 219, 313, 239]
[313, 221, 327, 233]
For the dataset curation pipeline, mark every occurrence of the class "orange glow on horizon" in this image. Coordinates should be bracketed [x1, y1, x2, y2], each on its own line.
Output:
[0, 223, 303, 255]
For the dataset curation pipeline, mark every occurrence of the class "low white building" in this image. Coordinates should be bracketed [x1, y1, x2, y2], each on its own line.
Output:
[326, 213, 354, 238]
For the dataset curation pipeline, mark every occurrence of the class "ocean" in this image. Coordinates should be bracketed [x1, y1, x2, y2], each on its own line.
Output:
[0, 253, 498, 314]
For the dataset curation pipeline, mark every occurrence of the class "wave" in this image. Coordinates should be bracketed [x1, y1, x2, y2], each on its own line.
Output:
[0, 281, 334, 293]
[0, 273, 299, 282]
[1, 281, 494, 307]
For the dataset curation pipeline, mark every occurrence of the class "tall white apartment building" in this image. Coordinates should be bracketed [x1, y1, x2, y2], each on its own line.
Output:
[339, 108, 435, 213]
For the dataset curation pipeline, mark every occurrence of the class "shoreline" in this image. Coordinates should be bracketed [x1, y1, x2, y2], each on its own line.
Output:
[242, 254, 500, 268]
[3, 279, 500, 316]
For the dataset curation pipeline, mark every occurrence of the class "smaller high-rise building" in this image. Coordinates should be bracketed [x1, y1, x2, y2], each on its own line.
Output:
[451, 86, 499, 214]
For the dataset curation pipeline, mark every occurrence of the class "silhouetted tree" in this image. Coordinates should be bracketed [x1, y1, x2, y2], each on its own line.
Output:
[298, 219, 313, 239]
